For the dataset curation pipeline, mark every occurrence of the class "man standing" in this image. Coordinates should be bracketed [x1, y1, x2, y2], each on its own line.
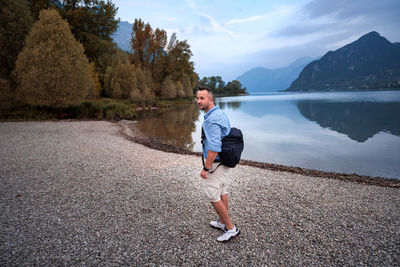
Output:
[196, 86, 240, 242]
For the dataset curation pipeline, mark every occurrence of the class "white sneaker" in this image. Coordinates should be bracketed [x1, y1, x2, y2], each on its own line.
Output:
[217, 227, 240, 242]
[210, 220, 226, 231]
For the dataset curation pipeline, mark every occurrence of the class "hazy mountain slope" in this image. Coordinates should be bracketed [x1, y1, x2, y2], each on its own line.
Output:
[236, 57, 313, 93]
[286, 32, 400, 91]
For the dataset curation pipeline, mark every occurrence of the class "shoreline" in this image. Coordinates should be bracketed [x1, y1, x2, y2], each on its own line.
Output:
[118, 120, 400, 189]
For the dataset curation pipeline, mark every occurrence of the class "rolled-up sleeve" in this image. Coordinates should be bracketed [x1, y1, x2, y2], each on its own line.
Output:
[202, 106, 231, 159]
[204, 122, 222, 152]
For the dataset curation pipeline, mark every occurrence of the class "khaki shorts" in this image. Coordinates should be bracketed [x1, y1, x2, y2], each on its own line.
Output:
[203, 162, 230, 202]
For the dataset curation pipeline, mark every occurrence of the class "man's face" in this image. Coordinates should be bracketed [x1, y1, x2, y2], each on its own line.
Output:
[196, 90, 211, 111]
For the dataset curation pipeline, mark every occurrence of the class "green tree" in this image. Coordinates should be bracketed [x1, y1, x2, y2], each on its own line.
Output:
[15, 9, 95, 107]
[225, 80, 247, 95]
[0, 0, 34, 79]
[58, 1, 119, 59]
[198, 76, 247, 96]
[59, 0, 120, 88]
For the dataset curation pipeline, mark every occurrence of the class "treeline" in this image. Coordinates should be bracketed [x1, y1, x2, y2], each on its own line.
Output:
[0, 0, 197, 113]
[198, 76, 247, 96]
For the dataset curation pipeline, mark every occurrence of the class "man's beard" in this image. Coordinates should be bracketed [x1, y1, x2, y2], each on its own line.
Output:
[199, 103, 208, 111]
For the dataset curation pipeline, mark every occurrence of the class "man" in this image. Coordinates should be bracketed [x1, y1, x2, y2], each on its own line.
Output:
[196, 86, 240, 242]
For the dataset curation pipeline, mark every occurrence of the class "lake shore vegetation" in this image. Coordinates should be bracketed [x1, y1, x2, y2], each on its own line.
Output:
[198, 76, 248, 96]
[0, 0, 213, 121]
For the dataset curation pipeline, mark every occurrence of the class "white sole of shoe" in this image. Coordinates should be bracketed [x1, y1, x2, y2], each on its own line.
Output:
[218, 230, 241, 242]
[210, 225, 226, 231]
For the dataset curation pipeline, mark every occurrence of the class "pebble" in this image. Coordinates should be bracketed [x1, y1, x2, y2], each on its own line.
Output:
[0, 121, 399, 266]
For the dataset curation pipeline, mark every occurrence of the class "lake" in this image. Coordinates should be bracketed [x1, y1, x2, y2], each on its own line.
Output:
[136, 91, 400, 179]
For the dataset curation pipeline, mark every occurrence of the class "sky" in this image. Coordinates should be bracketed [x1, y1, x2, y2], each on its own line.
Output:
[112, 0, 400, 81]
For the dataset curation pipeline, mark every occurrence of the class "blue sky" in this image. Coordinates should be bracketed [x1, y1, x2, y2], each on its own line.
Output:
[112, 0, 400, 81]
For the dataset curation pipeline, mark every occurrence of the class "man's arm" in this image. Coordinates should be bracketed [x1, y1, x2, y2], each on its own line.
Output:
[200, 150, 218, 179]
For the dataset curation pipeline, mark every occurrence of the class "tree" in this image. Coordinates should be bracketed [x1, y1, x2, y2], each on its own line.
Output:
[58, 0, 120, 88]
[58, 0, 119, 59]
[161, 76, 176, 99]
[0, 0, 34, 79]
[104, 60, 137, 99]
[129, 20, 198, 99]
[176, 81, 185, 98]
[182, 74, 193, 97]
[88, 62, 101, 98]
[130, 19, 167, 70]
[198, 76, 247, 96]
[225, 80, 247, 95]
[15, 9, 95, 107]
[130, 18, 152, 67]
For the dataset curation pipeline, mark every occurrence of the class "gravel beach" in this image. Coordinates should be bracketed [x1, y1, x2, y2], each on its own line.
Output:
[1, 121, 399, 266]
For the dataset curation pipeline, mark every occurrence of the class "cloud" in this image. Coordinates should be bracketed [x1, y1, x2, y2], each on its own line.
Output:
[262, 0, 400, 68]
[270, 0, 400, 37]
[227, 5, 296, 26]
[227, 14, 270, 25]
[272, 23, 337, 37]
[184, 0, 239, 38]
[182, 0, 400, 81]
[236, 30, 363, 71]
[200, 14, 239, 38]
[302, 0, 400, 21]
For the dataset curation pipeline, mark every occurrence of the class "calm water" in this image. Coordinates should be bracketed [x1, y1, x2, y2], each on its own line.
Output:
[137, 91, 400, 179]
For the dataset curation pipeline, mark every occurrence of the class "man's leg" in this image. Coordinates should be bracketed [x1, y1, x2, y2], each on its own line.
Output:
[215, 194, 229, 224]
[221, 194, 228, 210]
[211, 200, 234, 230]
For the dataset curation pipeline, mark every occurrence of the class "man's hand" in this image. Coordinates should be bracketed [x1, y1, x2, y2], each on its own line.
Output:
[201, 150, 218, 179]
[200, 169, 208, 179]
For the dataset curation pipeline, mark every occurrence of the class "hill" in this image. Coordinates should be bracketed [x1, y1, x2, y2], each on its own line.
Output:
[111, 20, 132, 52]
[285, 32, 400, 91]
[236, 57, 313, 93]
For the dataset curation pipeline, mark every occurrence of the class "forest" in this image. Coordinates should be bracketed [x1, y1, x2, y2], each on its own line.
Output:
[0, 0, 246, 120]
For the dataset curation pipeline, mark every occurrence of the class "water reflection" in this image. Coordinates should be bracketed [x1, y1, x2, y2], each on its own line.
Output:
[135, 91, 400, 178]
[216, 101, 242, 110]
[136, 104, 199, 149]
[297, 101, 400, 142]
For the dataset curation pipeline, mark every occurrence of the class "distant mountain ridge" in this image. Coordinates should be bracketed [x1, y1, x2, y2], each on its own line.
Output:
[236, 57, 313, 93]
[112, 21, 132, 52]
[286, 31, 400, 91]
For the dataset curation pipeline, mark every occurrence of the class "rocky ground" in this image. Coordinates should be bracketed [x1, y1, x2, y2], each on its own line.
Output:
[1, 121, 399, 266]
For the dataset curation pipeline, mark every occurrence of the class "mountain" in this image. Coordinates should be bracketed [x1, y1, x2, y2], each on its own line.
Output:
[285, 31, 400, 92]
[111, 21, 132, 52]
[236, 57, 313, 93]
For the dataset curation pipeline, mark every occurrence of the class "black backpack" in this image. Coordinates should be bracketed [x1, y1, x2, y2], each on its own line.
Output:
[202, 127, 244, 169]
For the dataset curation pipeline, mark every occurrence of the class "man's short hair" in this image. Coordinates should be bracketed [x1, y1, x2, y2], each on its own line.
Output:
[197, 86, 212, 93]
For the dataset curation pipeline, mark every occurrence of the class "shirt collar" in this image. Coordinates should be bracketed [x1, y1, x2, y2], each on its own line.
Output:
[204, 106, 218, 119]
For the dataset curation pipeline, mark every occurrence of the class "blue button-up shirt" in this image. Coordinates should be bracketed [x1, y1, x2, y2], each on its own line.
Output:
[202, 106, 231, 159]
